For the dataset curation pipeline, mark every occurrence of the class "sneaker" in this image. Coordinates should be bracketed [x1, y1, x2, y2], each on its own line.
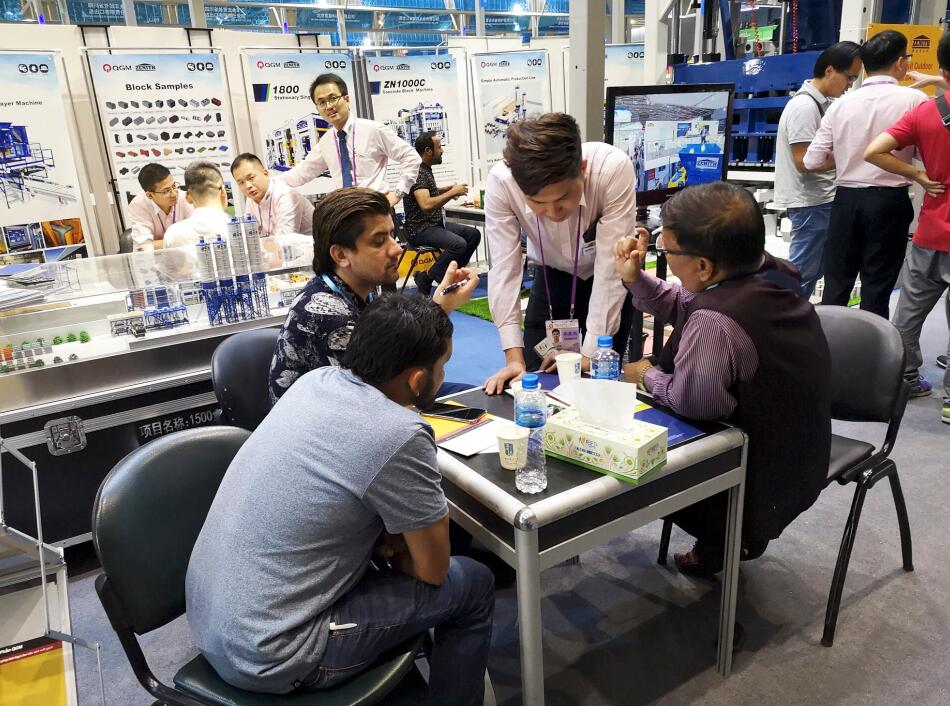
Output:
[938, 354, 948, 369]
[943, 403, 950, 425]
[909, 376, 933, 398]
[413, 271, 433, 297]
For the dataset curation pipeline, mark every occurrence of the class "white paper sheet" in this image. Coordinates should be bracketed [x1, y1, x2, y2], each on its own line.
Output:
[438, 417, 510, 457]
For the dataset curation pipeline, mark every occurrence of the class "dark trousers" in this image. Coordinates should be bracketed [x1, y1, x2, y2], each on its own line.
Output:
[821, 186, 914, 319]
[523, 265, 634, 370]
[413, 222, 482, 283]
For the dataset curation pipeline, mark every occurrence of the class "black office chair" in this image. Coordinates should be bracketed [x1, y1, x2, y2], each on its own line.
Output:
[211, 328, 281, 431]
[92, 426, 424, 706]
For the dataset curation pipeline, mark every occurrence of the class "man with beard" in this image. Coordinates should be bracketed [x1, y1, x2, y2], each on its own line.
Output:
[187, 294, 495, 705]
[402, 131, 482, 296]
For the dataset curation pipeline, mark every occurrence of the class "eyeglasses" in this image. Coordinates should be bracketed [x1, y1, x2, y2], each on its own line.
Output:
[837, 69, 859, 84]
[314, 94, 345, 110]
[652, 232, 704, 258]
[151, 183, 179, 196]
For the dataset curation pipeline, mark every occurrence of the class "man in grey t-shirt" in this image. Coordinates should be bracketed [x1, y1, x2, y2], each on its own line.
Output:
[186, 295, 494, 705]
[774, 42, 862, 297]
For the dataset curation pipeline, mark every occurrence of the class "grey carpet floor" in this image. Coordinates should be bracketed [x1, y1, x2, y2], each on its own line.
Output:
[67, 299, 949, 705]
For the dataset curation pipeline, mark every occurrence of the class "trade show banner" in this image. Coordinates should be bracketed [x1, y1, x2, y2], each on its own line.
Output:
[867, 23, 943, 95]
[0, 53, 86, 259]
[244, 51, 356, 196]
[364, 54, 469, 193]
[471, 50, 551, 175]
[88, 52, 238, 226]
[605, 44, 645, 90]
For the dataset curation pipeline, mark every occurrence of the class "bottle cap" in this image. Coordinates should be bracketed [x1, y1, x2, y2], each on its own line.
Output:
[597, 335, 613, 347]
[521, 373, 540, 390]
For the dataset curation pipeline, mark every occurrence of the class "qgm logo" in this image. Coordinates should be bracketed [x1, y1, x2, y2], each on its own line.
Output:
[187, 61, 215, 72]
[526, 58, 543, 67]
[256, 60, 282, 69]
[17, 63, 50, 74]
[102, 63, 132, 73]
[430, 61, 452, 70]
[372, 64, 395, 72]
[324, 60, 347, 69]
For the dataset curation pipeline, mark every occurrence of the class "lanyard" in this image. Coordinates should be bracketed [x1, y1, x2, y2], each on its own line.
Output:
[535, 210, 582, 320]
[259, 194, 273, 237]
[334, 122, 357, 185]
[321, 273, 375, 309]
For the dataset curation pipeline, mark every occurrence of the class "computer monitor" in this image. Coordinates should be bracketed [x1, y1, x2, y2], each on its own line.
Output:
[605, 84, 735, 208]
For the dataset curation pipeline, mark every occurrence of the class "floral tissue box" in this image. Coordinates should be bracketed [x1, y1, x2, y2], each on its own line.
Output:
[542, 406, 668, 483]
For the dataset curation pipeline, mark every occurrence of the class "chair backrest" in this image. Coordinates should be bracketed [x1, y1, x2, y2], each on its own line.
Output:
[92, 426, 251, 635]
[118, 228, 134, 254]
[815, 305, 906, 423]
[211, 328, 280, 431]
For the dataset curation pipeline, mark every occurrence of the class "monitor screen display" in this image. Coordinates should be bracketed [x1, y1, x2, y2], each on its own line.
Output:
[605, 84, 734, 207]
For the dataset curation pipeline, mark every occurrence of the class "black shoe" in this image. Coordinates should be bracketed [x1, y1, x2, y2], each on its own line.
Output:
[938, 354, 948, 370]
[413, 271, 433, 297]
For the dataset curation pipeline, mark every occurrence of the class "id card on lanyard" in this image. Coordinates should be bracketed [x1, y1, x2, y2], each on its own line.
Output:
[532, 211, 583, 359]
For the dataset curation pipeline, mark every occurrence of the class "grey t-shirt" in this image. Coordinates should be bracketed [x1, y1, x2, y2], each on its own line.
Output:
[185, 366, 448, 693]
[774, 81, 836, 209]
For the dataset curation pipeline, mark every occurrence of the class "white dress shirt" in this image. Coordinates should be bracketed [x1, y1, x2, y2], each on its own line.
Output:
[163, 207, 232, 252]
[128, 190, 194, 249]
[803, 76, 927, 188]
[244, 178, 314, 237]
[486, 142, 636, 358]
[279, 115, 421, 196]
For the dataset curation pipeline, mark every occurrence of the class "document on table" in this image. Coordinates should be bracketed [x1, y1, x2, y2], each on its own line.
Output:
[437, 416, 509, 457]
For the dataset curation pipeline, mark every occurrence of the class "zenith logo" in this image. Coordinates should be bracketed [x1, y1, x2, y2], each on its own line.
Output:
[283, 61, 300, 68]
[912, 35, 930, 51]
[135, 63, 156, 72]
[696, 157, 719, 169]
[396, 63, 410, 70]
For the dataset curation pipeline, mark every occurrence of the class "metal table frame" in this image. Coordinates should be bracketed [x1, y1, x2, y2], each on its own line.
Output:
[436, 390, 747, 706]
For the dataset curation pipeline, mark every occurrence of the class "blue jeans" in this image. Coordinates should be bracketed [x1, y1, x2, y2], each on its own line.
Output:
[787, 202, 833, 298]
[305, 557, 495, 706]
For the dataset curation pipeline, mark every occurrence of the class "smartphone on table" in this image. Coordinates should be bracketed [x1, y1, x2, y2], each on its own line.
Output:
[421, 403, 487, 424]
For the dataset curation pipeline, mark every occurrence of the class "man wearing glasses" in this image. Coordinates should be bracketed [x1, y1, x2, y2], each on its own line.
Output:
[773, 41, 861, 298]
[127, 162, 194, 250]
[230, 153, 314, 237]
[804, 29, 927, 320]
[278, 73, 421, 208]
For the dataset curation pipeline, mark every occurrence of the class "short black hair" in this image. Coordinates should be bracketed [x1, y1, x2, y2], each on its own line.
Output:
[230, 153, 264, 173]
[861, 29, 908, 73]
[138, 163, 171, 192]
[183, 161, 224, 202]
[343, 294, 453, 387]
[414, 131, 438, 156]
[660, 182, 764, 272]
[311, 187, 393, 273]
[939, 31, 950, 71]
[813, 41, 862, 78]
[309, 72, 348, 102]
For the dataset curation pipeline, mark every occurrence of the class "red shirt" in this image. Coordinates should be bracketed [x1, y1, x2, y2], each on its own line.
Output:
[886, 100, 950, 252]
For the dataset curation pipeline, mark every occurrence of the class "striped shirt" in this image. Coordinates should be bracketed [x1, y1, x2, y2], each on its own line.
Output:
[627, 274, 758, 420]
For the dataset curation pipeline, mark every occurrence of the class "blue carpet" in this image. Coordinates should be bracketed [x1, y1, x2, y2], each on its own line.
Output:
[445, 310, 505, 386]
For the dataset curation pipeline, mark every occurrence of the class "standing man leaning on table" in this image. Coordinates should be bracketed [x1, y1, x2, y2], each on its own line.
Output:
[278, 73, 421, 208]
[483, 113, 637, 394]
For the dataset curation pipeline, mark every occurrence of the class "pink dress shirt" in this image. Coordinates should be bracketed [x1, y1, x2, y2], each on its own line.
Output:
[803, 76, 927, 187]
[485, 142, 636, 358]
[127, 190, 195, 249]
[244, 178, 315, 237]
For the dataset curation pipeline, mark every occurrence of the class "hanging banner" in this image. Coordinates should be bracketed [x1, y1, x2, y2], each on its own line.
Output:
[0, 53, 86, 260]
[470, 50, 551, 176]
[88, 52, 239, 225]
[364, 54, 469, 194]
[866, 23, 944, 96]
[244, 51, 355, 197]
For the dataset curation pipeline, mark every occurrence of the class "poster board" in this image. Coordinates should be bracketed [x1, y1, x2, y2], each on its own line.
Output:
[87, 51, 240, 226]
[470, 50, 552, 175]
[243, 50, 356, 196]
[866, 23, 944, 96]
[561, 44, 646, 102]
[363, 53, 470, 195]
[0, 53, 86, 262]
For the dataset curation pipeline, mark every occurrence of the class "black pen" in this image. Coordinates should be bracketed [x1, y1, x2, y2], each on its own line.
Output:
[438, 277, 470, 296]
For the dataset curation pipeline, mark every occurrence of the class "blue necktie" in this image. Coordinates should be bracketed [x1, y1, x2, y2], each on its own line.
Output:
[338, 130, 353, 188]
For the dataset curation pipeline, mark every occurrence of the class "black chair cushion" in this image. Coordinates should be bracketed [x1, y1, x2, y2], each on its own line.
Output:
[827, 434, 875, 485]
[174, 637, 423, 706]
[211, 328, 281, 431]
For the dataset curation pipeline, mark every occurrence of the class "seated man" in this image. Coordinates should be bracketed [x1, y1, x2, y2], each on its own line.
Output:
[269, 187, 478, 403]
[162, 160, 231, 251]
[186, 294, 495, 703]
[230, 153, 315, 237]
[615, 182, 832, 574]
[127, 162, 194, 250]
[403, 131, 481, 296]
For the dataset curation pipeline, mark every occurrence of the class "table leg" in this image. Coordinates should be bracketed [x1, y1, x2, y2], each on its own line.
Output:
[717, 477, 746, 676]
[515, 526, 544, 706]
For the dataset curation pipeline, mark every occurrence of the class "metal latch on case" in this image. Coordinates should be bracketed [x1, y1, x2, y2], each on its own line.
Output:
[44, 416, 87, 456]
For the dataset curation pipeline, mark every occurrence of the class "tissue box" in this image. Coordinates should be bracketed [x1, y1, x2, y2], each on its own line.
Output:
[542, 406, 667, 483]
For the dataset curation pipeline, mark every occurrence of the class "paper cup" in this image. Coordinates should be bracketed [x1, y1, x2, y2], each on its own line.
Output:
[555, 352, 582, 382]
[497, 425, 530, 470]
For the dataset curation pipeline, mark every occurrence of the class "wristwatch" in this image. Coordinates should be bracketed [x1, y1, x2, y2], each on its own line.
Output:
[394, 189, 405, 200]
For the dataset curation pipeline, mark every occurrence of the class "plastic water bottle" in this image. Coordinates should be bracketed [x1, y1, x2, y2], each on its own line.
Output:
[514, 373, 548, 494]
[590, 335, 621, 380]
